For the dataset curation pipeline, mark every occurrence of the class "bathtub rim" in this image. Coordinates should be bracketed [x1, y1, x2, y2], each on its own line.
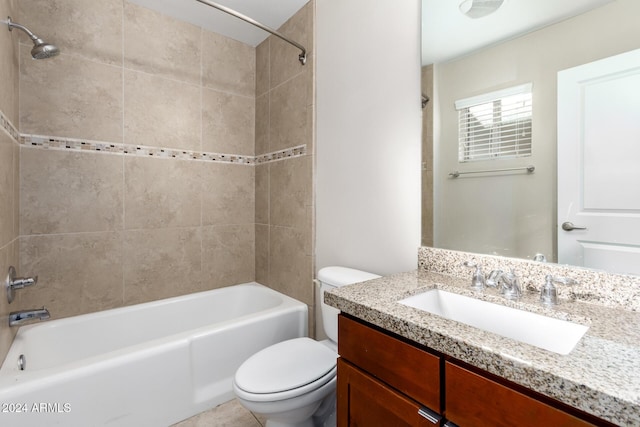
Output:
[0, 282, 308, 384]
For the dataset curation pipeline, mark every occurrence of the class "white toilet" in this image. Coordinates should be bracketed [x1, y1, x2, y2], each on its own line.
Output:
[233, 266, 380, 427]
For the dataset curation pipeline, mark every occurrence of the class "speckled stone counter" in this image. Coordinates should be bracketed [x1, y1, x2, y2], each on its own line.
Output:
[325, 269, 640, 426]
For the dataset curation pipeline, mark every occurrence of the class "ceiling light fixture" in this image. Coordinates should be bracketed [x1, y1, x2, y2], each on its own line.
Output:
[459, 0, 505, 19]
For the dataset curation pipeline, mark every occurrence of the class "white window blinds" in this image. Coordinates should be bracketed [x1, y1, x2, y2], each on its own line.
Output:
[455, 83, 533, 162]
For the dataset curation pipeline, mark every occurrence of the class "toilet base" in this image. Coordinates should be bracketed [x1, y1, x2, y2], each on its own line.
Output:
[237, 379, 336, 427]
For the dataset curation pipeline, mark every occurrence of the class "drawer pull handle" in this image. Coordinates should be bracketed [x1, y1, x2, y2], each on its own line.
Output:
[418, 407, 442, 424]
[443, 422, 460, 427]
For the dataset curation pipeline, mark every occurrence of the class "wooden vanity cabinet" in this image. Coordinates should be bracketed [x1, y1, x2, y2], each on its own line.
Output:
[337, 314, 612, 427]
[445, 362, 596, 427]
[338, 315, 443, 426]
[337, 359, 439, 426]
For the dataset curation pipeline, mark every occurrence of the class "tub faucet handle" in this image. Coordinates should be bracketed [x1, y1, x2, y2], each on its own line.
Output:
[6, 266, 39, 304]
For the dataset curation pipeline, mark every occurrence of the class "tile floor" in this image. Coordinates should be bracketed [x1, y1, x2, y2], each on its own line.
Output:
[172, 399, 266, 427]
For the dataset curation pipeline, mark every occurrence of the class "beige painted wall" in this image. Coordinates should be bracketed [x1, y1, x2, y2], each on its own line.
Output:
[0, 0, 20, 364]
[0, 0, 315, 350]
[315, 0, 422, 276]
[433, 0, 640, 261]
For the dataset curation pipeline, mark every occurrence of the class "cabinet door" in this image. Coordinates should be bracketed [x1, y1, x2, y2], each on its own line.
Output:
[338, 359, 441, 427]
[445, 362, 595, 427]
[338, 315, 441, 411]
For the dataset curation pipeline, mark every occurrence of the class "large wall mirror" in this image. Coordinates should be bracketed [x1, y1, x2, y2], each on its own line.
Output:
[421, 0, 640, 275]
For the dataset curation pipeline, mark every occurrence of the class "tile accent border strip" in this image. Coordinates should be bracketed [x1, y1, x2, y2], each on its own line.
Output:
[1, 111, 308, 165]
[19, 133, 307, 165]
[0, 110, 20, 142]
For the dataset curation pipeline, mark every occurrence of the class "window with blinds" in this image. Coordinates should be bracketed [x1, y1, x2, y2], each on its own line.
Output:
[455, 83, 532, 162]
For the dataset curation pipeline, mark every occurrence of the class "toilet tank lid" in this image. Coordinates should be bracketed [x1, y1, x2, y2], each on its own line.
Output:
[317, 266, 381, 288]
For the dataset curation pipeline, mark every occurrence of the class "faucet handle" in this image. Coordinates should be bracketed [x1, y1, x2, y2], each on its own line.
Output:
[533, 253, 547, 262]
[540, 275, 577, 306]
[550, 275, 578, 286]
[6, 266, 39, 304]
[486, 270, 503, 287]
[462, 261, 485, 290]
[499, 269, 522, 300]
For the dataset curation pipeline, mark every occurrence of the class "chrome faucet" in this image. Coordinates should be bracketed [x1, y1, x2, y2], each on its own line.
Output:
[6, 266, 39, 303]
[9, 308, 50, 326]
[540, 275, 578, 306]
[497, 269, 521, 300]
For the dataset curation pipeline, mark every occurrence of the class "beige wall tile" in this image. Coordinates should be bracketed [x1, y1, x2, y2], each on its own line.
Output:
[123, 227, 202, 304]
[19, 0, 123, 66]
[20, 148, 124, 234]
[202, 162, 254, 226]
[12, 142, 18, 236]
[202, 224, 254, 289]
[255, 93, 269, 155]
[0, 0, 18, 357]
[256, 39, 269, 97]
[270, 155, 311, 230]
[1, 241, 19, 362]
[202, 30, 255, 97]
[0, 0, 19, 125]
[124, 157, 202, 230]
[255, 164, 269, 224]
[124, 2, 201, 85]
[202, 89, 254, 155]
[269, 226, 313, 305]
[9, 0, 317, 328]
[124, 70, 201, 151]
[18, 232, 123, 319]
[269, 71, 311, 151]
[270, 2, 312, 89]
[0, 243, 14, 363]
[0, 133, 14, 247]
[20, 50, 123, 142]
[255, 223, 269, 285]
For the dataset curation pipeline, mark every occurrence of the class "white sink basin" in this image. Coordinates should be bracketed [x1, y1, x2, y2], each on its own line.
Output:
[398, 289, 589, 355]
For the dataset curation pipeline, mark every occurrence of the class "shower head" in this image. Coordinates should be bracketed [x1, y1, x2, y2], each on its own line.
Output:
[5, 16, 59, 59]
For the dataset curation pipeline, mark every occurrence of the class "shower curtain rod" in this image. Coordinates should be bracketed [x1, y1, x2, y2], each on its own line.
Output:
[195, 0, 307, 65]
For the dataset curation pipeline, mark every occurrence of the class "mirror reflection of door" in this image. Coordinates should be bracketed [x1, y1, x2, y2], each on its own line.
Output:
[557, 48, 640, 275]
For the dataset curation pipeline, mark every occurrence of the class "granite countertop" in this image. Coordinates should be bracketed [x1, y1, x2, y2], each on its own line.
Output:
[325, 269, 640, 426]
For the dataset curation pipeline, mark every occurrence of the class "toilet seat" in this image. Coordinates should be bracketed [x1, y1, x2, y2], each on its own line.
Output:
[234, 337, 338, 402]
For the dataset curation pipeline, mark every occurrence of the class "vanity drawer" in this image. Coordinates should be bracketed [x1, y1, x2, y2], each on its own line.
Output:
[338, 314, 441, 411]
[338, 359, 441, 426]
[445, 362, 596, 427]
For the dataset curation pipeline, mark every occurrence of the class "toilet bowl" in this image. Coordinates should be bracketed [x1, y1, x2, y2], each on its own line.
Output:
[233, 267, 380, 427]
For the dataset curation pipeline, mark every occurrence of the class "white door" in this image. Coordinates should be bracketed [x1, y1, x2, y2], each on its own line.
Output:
[557, 48, 640, 275]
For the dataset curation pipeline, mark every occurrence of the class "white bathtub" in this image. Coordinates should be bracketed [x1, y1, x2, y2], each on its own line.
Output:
[0, 283, 307, 426]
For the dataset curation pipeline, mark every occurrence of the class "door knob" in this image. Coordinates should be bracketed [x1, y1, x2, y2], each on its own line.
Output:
[561, 222, 587, 231]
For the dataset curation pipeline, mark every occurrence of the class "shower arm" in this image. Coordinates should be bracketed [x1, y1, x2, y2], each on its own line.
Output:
[195, 0, 307, 65]
[6, 17, 40, 42]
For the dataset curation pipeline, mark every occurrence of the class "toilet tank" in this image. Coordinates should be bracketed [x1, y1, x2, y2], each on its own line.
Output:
[317, 266, 381, 343]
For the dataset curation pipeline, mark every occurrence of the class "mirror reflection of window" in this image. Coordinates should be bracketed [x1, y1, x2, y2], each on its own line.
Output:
[456, 84, 533, 162]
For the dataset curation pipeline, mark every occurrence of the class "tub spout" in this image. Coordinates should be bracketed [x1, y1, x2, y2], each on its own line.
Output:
[9, 307, 50, 326]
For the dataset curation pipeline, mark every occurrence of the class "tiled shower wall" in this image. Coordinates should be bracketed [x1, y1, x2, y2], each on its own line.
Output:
[254, 4, 315, 320]
[0, 0, 20, 363]
[0, 0, 315, 353]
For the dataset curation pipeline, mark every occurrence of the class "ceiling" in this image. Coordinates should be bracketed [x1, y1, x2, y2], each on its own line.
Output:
[127, 0, 310, 47]
[422, 0, 615, 65]
[128, 0, 614, 64]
